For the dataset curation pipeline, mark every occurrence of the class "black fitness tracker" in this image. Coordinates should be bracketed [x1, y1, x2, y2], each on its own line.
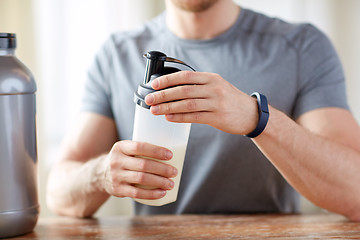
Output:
[245, 92, 269, 138]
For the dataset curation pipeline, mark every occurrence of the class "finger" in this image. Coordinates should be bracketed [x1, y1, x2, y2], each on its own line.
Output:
[145, 84, 209, 105]
[116, 141, 172, 160]
[122, 170, 175, 190]
[122, 156, 178, 178]
[150, 99, 213, 115]
[165, 112, 212, 124]
[115, 184, 167, 200]
[152, 71, 210, 90]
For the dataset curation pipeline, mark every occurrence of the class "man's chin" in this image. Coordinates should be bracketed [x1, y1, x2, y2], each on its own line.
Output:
[170, 0, 220, 12]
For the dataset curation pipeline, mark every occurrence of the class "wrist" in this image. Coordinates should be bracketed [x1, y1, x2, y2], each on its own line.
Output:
[92, 155, 110, 194]
[243, 96, 259, 135]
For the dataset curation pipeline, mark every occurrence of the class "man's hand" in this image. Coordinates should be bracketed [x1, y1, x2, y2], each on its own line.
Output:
[144, 71, 259, 135]
[100, 140, 178, 200]
[47, 114, 179, 217]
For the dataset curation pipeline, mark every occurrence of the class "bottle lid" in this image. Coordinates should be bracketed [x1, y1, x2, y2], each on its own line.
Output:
[134, 69, 180, 109]
[135, 51, 196, 109]
[0, 33, 16, 49]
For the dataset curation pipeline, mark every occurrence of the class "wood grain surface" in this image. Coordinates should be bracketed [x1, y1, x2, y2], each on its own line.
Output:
[15, 213, 360, 239]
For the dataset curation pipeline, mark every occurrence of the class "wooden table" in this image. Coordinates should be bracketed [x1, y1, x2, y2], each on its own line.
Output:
[16, 213, 360, 239]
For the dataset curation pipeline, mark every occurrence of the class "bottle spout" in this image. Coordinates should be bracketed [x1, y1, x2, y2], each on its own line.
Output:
[143, 51, 196, 84]
[165, 57, 196, 72]
[143, 51, 166, 84]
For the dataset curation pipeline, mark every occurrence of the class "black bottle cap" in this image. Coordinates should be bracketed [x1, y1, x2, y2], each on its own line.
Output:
[135, 51, 196, 109]
[134, 67, 181, 109]
[0, 33, 16, 49]
[144, 51, 167, 61]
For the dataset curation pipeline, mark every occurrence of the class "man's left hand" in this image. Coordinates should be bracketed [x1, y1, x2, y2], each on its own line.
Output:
[144, 71, 259, 135]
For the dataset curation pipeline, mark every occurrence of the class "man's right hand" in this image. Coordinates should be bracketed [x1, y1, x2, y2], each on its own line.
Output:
[100, 140, 178, 200]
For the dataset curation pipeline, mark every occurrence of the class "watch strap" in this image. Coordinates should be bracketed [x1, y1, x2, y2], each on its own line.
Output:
[245, 92, 269, 138]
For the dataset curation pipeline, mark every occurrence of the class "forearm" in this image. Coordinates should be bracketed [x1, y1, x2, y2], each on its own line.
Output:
[46, 155, 110, 218]
[254, 107, 360, 220]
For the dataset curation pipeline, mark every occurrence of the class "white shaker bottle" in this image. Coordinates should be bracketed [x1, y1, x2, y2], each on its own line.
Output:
[132, 51, 195, 206]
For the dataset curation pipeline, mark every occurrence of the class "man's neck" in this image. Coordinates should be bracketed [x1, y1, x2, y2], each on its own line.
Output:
[165, 0, 241, 40]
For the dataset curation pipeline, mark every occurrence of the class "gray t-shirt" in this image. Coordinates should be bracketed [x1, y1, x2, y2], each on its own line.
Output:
[82, 8, 349, 215]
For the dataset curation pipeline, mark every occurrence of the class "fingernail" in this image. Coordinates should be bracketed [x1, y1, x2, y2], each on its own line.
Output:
[145, 94, 154, 104]
[166, 150, 173, 159]
[152, 79, 159, 89]
[151, 105, 159, 114]
[173, 167, 178, 176]
[166, 114, 174, 119]
[159, 190, 166, 196]
[169, 180, 175, 189]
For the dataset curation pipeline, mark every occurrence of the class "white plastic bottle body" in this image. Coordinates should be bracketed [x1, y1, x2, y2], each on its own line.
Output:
[132, 105, 191, 206]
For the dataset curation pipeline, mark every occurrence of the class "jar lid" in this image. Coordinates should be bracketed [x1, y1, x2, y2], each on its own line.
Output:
[0, 33, 16, 49]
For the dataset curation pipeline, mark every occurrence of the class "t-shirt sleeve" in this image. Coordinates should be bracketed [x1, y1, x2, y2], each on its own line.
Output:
[81, 38, 114, 119]
[292, 24, 349, 120]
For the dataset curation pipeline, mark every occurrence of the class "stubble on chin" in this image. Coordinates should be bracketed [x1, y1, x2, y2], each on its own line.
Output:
[170, 0, 220, 12]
